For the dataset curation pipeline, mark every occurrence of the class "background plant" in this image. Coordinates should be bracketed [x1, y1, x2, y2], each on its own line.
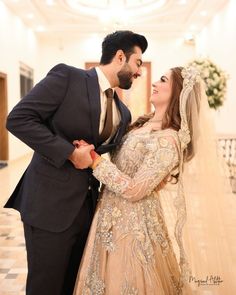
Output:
[188, 58, 228, 109]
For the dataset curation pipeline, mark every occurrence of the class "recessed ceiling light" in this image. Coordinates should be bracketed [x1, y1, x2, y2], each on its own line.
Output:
[35, 25, 45, 32]
[184, 33, 194, 41]
[200, 10, 207, 16]
[190, 24, 197, 30]
[26, 13, 34, 19]
[46, 0, 55, 5]
[178, 0, 187, 5]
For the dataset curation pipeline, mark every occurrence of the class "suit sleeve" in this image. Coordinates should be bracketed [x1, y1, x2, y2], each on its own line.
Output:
[6, 63, 75, 168]
[93, 134, 179, 202]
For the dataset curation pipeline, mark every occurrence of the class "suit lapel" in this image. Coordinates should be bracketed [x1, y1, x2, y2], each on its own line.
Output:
[96, 91, 131, 154]
[112, 91, 127, 143]
[85, 68, 100, 146]
[114, 91, 125, 123]
[85, 70, 131, 153]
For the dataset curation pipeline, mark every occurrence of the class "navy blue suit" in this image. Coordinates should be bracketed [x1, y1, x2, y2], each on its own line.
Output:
[5, 64, 131, 294]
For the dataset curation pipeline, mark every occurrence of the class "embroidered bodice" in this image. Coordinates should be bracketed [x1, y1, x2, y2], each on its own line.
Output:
[76, 129, 185, 295]
[94, 128, 179, 202]
[92, 129, 180, 255]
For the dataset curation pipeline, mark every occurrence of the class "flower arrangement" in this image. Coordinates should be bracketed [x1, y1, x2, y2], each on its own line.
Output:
[188, 58, 228, 109]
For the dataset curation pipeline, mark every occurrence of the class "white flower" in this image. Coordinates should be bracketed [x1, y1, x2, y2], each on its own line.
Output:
[188, 58, 228, 109]
[208, 96, 214, 103]
[203, 69, 209, 78]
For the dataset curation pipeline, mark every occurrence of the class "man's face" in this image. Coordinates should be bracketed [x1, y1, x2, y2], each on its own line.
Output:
[117, 46, 143, 89]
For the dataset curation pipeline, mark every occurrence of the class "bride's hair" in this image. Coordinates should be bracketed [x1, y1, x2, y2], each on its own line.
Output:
[128, 67, 182, 132]
[128, 67, 201, 163]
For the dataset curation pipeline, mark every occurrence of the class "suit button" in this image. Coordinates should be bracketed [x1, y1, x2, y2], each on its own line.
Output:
[88, 185, 91, 190]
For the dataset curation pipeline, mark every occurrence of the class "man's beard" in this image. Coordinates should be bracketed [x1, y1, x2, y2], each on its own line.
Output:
[117, 63, 133, 89]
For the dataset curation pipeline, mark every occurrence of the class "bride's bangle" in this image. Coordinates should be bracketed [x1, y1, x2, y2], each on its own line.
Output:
[91, 156, 103, 169]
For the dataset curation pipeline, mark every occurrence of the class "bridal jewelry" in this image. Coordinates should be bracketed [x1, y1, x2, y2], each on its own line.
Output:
[148, 119, 163, 123]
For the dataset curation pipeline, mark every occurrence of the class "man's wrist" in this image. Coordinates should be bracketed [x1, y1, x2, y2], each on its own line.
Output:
[68, 147, 76, 161]
[90, 150, 97, 160]
[90, 156, 103, 169]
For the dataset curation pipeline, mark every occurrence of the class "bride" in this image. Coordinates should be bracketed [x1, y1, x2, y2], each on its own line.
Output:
[72, 66, 236, 294]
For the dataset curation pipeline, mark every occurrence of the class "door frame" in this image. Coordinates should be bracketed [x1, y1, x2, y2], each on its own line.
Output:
[0, 72, 9, 161]
[85, 62, 151, 113]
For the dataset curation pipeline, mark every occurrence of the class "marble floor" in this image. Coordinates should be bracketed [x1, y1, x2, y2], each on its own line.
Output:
[0, 154, 32, 295]
[1, 153, 236, 295]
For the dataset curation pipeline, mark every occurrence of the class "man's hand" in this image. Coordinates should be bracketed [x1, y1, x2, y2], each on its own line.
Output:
[68, 144, 94, 169]
[73, 140, 99, 161]
[73, 140, 88, 147]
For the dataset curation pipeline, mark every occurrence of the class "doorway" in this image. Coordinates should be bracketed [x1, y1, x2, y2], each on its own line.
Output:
[0, 72, 9, 161]
[85, 62, 152, 121]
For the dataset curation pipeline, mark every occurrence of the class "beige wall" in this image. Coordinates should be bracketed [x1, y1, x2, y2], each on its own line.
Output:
[196, 0, 236, 134]
[1, 0, 235, 160]
[0, 1, 40, 160]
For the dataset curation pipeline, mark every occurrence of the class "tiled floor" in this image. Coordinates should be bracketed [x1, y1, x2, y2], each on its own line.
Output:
[1, 153, 236, 295]
[0, 154, 32, 295]
[0, 209, 26, 295]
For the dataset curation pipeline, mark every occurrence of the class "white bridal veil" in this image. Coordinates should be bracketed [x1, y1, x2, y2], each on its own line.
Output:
[159, 67, 236, 294]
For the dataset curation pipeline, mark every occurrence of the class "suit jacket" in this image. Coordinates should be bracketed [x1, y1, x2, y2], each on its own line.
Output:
[5, 63, 131, 232]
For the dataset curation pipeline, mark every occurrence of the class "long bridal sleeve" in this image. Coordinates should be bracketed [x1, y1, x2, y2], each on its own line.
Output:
[93, 133, 179, 202]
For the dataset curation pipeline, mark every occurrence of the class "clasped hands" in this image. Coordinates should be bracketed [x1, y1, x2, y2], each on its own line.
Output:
[69, 140, 99, 169]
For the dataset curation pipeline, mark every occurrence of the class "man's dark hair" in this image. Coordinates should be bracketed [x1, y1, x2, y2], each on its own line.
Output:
[100, 30, 148, 65]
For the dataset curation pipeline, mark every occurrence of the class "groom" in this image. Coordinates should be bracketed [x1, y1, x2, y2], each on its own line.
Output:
[5, 30, 148, 295]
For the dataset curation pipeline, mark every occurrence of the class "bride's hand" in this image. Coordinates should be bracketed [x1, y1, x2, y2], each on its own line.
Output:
[73, 139, 89, 147]
[68, 144, 94, 169]
[73, 140, 99, 161]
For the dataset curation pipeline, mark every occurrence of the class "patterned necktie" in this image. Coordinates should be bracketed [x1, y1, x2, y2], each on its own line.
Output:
[99, 88, 113, 144]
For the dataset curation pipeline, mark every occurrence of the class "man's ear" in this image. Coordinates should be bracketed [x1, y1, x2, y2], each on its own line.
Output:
[115, 49, 126, 65]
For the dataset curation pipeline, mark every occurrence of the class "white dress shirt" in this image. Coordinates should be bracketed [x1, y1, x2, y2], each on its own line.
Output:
[95, 67, 121, 144]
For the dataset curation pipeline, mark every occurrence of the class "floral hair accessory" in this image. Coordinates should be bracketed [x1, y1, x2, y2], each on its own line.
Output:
[181, 66, 201, 88]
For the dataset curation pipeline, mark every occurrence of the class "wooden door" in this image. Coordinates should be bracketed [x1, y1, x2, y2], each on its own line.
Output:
[85, 62, 152, 121]
[0, 72, 8, 161]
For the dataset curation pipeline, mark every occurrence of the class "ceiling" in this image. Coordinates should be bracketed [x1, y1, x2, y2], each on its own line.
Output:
[3, 0, 229, 38]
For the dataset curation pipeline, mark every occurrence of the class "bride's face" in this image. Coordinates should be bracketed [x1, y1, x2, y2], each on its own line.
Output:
[150, 70, 173, 108]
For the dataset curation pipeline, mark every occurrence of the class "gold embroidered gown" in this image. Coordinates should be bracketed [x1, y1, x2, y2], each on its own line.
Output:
[73, 129, 193, 295]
